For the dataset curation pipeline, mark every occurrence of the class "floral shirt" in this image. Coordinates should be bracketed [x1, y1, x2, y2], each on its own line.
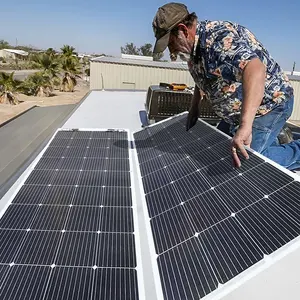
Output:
[188, 20, 294, 124]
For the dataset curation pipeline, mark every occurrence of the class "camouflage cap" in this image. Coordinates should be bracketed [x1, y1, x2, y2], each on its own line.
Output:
[152, 2, 189, 53]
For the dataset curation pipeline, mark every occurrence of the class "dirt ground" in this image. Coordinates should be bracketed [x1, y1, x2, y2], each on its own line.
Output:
[0, 80, 89, 125]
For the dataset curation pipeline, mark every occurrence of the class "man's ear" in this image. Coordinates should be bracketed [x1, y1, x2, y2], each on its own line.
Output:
[177, 23, 188, 37]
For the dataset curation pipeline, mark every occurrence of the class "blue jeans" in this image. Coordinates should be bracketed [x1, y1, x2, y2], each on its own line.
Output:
[217, 97, 300, 170]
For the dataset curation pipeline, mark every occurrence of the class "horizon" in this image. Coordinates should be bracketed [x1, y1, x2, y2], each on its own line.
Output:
[2, 0, 300, 71]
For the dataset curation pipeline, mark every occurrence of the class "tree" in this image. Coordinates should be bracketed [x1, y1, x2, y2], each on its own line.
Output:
[139, 43, 153, 56]
[139, 43, 164, 61]
[121, 42, 164, 61]
[0, 40, 10, 50]
[45, 48, 56, 57]
[31, 53, 60, 78]
[60, 57, 81, 92]
[25, 53, 61, 96]
[60, 45, 77, 58]
[121, 43, 140, 55]
[21, 72, 53, 97]
[15, 45, 39, 52]
[0, 72, 22, 104]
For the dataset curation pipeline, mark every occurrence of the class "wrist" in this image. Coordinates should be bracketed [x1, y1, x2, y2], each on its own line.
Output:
[240, 114, 255, 130]
[239, 122, 253, 132]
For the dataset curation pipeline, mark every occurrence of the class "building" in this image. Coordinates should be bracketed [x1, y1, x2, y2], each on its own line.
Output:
[289, 75, 300, 121]
[90, 54, 194, 90]
[0, 49, 28, 60]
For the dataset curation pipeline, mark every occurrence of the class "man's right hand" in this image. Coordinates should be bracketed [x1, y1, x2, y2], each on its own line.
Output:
[186, 105, 199, 131]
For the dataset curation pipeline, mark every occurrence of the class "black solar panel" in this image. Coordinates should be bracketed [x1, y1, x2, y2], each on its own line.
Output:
[134, 113, 298, 299]
[0, 130, 139, 299]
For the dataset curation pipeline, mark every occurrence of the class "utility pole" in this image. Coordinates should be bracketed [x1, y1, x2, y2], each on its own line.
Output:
[292, 61, 296, 75]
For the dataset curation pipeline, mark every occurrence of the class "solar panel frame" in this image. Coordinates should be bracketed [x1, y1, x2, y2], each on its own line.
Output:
[133, 111, 300, 300]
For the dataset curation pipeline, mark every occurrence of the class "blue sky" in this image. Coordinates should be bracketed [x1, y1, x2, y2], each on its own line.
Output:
[2, 0, 299, 70]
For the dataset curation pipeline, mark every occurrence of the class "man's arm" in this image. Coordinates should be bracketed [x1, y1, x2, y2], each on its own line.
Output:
[205, 24, 267, 167]
[232, 58, 266, 167]
[240, 58, 266, 128]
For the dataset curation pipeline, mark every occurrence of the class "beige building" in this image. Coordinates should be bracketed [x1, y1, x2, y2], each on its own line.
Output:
[90, 54, 194, 90]
[289, 76, 300, 121]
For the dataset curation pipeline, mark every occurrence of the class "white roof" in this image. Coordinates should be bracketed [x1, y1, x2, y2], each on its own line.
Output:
[91, 56, 189, 70]
[62, 90, 146, 131]
[121, 53, 153, 61]
[2, 49, 28, 56]
[285, 71, 300, 76]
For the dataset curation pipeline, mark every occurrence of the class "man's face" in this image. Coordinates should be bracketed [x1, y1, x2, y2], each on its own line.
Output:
[168, 23, 196, 61]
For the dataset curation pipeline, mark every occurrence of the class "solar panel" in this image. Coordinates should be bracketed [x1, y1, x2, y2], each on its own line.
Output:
[0, 130, 140, 300]
[133, 113, 300, 299]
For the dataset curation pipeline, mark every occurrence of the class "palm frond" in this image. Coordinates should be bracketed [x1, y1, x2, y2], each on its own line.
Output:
[60, 45, 77, 57]
[20, 72, 53, 96]
[30, 54, 60, 78]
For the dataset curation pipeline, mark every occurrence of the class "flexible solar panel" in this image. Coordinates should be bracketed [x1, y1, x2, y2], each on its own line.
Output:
[133, 112, 300, 300]
[0, 129, 140, 300]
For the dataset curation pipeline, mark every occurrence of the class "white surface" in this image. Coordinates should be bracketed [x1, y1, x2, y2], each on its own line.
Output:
[131, 133, 165, 300]
[203, 234, 300, 300]
[221, 247, 300, 300]
[121, 54, 153, 61]
[62, 91, 146, 131]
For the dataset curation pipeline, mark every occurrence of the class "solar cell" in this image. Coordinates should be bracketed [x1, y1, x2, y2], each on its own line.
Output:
[0, 230, 27, 263]
[0, 265, 51, 300]
[96, 233, 136, 267]
[93, 268, 139, 300]
[15, 231, 61, 265]
[55, 232, 98, 266]
[65, 206, 102, 231]
[45, 267, 94, 300]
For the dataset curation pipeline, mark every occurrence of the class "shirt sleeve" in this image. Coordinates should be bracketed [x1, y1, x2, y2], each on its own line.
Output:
[206, 25, 260, 82]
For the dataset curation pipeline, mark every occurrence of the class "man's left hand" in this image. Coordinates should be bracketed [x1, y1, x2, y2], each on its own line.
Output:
[231, 126, 251, 167]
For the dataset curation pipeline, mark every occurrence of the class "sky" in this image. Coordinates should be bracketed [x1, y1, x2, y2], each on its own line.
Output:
[1, 0, 300, 70]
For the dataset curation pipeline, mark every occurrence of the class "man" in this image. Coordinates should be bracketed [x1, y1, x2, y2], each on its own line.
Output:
[152, 2, 299, 170]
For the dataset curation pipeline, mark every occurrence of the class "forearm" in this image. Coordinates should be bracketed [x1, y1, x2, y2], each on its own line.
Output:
[240, 58, 266, 128]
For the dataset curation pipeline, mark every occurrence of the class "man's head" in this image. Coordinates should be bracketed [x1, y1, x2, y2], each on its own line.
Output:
[152, 2, 198, 61]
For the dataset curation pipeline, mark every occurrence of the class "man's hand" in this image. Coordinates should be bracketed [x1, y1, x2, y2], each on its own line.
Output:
[186, 105, 199, 131]
[231, 126, 251, 168]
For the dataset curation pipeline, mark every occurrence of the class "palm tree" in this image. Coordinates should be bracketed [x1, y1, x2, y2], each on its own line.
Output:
[0, 72, 21, 104]
[60, 45, 77, 58]
[0, 40, 10, 50]
[21, 72, 53, 97]
[31, 53, 60, 78]
[45, 48, 56, 57]
[60, 57, 81, 92]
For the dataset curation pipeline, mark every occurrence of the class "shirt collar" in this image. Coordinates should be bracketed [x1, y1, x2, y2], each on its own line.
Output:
[192, 21, 207, 58]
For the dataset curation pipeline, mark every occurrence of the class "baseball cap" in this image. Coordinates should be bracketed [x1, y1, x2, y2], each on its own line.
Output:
[152, 2, 190, 53]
